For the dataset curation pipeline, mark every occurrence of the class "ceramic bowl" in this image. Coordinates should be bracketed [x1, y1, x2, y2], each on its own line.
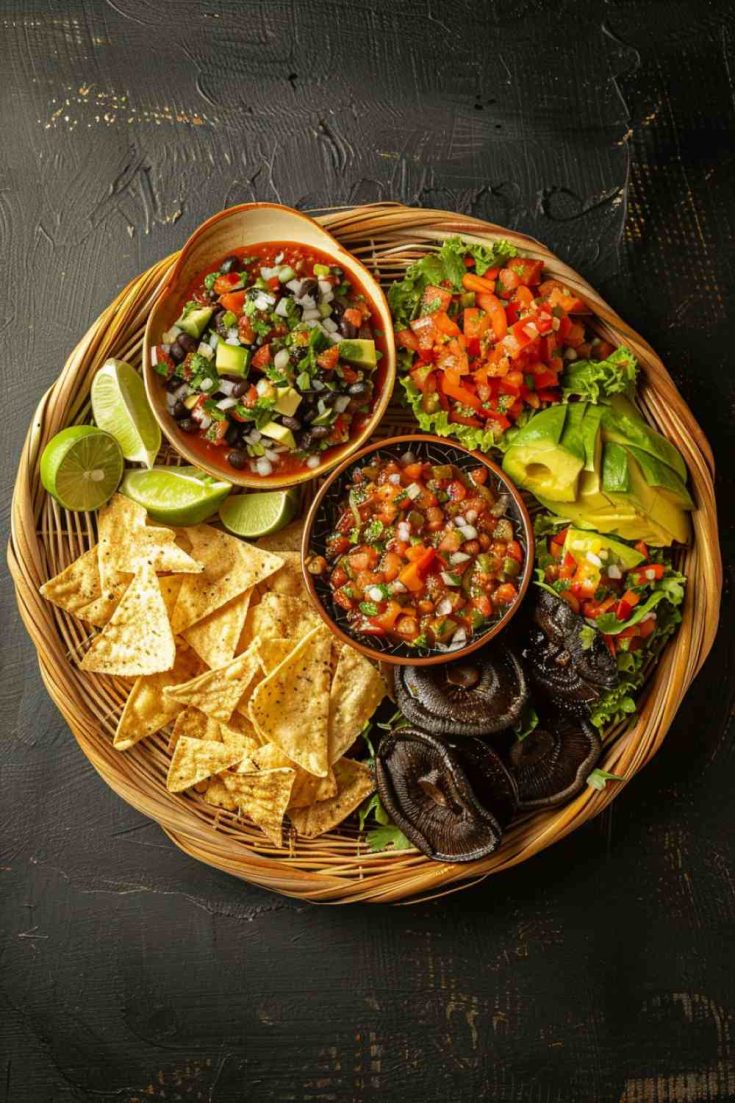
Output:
[301, 434, 535, 666]
[143, 203, 396, 488]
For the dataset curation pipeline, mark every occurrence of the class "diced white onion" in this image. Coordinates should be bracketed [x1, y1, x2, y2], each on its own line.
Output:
[263, 449, 279, 463]
[450, 552, 471, 565]
[458, 524, 478, 541]
[274, 348, 290, 371]
[640, 612, 657, 623]
[306, 455, 321, 469]
[564, 348, 577, 361]
[253, 295, 271, 312]
[607, 564, 622, 580]
[199, 414, 212, 430]
[208, 331, 219, 349]
[599, 548, 609, 559]
[218, 379, 236, 396]
[366, 586, 385, 603]
[246, 430, 261, 443]
[645, 568, 657, 581]
[312, 378, 326, 391]
[200, 378, 214, 392]
[260, 266, 280, 279]
[586, 552, 603, 567]
[274, 252, 284, 264]
[278, 265, 296, 283]
[197, 342, 214, 360]
[334, 395, 351, 413]
[301, 308, 321, 322]
[274, 297, 291, 318]
[317, 279, 332, 296]
[256, 458, 274, 476]
[441, 571, 460, 587]
[322, 317, 338, 333]
[464, 509, 478, 524]
[436, 597, 453, 617]
[151, 347, 160, 367]
[491, 494, 511, 517]
[388, 473, 401, 485]
[397, 522, 411, 543]
[453, 514, 467, 528]
[329, 332, 343, 344]
[162, 326, 182, 344]
[256, 378, 272, 396]
[286, 279, 302, 294]
[406, 482, 421, 500]
[217, 397, 238, 411]
[391, 580, 407, 594]
[449, 627, 467, 650]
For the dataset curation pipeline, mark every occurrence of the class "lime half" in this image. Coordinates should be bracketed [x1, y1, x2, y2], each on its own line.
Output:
[91, 358, 161, 468]
[219, 489, 300, 538]
[40, 425, 124, 511]
[121, 466, 232, 525]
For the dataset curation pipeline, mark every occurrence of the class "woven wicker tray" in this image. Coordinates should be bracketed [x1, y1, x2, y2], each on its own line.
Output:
[8, 203, 722, 904]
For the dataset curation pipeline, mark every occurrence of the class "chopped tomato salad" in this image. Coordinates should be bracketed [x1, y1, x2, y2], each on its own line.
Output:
[312, 452, 526, 651]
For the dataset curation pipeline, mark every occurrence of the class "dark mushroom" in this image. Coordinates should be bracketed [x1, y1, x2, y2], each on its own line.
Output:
[524, 591, 617, 716]
[393, 644, 529, 737]
[507, 712, 602, 810]
[376, 728, 518, 862]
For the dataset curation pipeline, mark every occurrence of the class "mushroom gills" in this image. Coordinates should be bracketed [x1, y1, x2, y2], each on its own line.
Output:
[394, 644, 529, 737]
[508, 712, 602, 810]
[376, 728, 518, 862]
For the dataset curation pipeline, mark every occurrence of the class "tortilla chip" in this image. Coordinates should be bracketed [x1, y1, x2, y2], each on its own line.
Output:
[248, 624, 332, 777]
[168, 706, 224, 751]
[183, 588, 253, 668]
[114, 648, 202, 750]
[97, 495, 201, 588]
[255, 637, 296, 675]
[289, 758, 375, 838]
[328, 645, 387, 764]
[163, 642, 262, 721]
[257, 519, 304, 553]
[250, 593, 321, 642]
[170, 526, 282, 634]
[40, 546, 103, 618]
[166, 736, 244, 792]
[203, 778, 238, 811]
[158, 575, 183, 620]
[249, 743, 337, 808]
[266, 552, 308, 598]
[223, 768, 295, 846]
[80, 563, 175, 677]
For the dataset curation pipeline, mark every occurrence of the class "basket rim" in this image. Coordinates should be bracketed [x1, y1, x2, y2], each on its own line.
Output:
[7, 201, 724, 904]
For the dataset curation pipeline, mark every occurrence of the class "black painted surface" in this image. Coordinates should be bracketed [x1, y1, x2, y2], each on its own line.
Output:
[1, 1, 734, 1100]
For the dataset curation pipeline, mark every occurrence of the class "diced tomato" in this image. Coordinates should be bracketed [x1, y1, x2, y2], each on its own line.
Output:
[317, 345, 340, 371]
[219, 289, 246, 313]
[514, 285, 535, 310]
[154, 346, 175, 379]
[370, 601, 404, 631]
[436, 337, 469, 376]
[638, 617, 657, 639]
[534, 369, 559, 389]
[476, 293, 507, 340]
[333, 587, 355, 612]
[469, 466, 488, 486]
[557, 589, 580, 614]
[214, 272, 243, 295]
[251, 344, 272, 369]
[410, 313, 438, 350]
[433, 311, 461, 338]
[634, 542, 649, 558]
[421, 285, 453, 313]
[396, 615, 421, 641]
[330, 565, 349, 589]
[463, 307, 491, 342]
[509, 258, 543, 286]
[496, 267, 521, 296]
[505, 539, 523, 563]
[397, 327, 419, 352]
[343, 307, 363, 329]
[565, 321, 586, 348]
[494, 582, 518, 606]
[629, 563, 665, 585]
[399, 547, 436, 592]
[593, 340, 616, 360]
[462, 273, 497, 295]
[381, 551, 403, 582]
[349, 548, 379, 572]
[615, 590, 641, 621]
[237, 315, 255, 344]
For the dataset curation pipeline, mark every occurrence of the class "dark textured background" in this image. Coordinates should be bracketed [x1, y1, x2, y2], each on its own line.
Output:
[2, 1, 734, 1100]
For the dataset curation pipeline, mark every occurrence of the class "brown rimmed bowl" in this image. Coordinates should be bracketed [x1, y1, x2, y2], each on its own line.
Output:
[142, 202, 396, 489]
[301, 433, 535, 666]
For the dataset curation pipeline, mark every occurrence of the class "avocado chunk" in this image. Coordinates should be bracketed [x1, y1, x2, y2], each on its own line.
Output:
[601, 441, 631, 493]
[260, 421, 296, 450]
[274, 386, 302, 418]
[503, 406, 583, 503]
[339, 338, 377, 368]
[580, 404, 604, 472]
[215, 342, 250, 376]
[601, 394, 687, 482]
[625, 445, 694, 509]
[176, 306, 214, 339]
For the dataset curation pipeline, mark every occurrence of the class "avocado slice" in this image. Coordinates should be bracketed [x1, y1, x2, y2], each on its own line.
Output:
[176, 306, 214, 339]
[537, 493, 677, 546]
[563, 528, 645, 570]
[511, 403, 568, 446]
[580, 404, 603, 472]
[338, 339, 377, 368]
[601, 394, 687, 482]
[601, 441, 631, 493]
[559, 402, 588, 464]
[502, 405, 582, 503]
[274, 386, 302, 418]
[260, 420, 296, 450]
[215, 342, 250, 376]
[625, 445, 694, 509]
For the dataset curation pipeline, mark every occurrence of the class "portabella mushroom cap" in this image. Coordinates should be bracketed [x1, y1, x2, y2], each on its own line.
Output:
[376, 728, 518, 862]
[394, 645, 529, 737]
[525, 591, 618, 716]
[507, 712, 602, 810]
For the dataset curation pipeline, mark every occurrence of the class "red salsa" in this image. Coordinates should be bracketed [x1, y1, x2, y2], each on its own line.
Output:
[152, 242, 386, 476]
[312, 452, 526, 650]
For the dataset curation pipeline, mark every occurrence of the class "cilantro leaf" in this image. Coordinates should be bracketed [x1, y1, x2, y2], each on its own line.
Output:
[579, 625, 597, 650]
[365, 824, 413, 853]
[587, 768, 626, 791]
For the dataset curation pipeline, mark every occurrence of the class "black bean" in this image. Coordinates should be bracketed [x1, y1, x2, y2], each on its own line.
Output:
[281, 415, 301, 431]
[330, 300, 345, 321]
[225, 422, 242, 446]
[220, 255, 240, 274]
[165, 375, 183, 392]
[340, 319, 359, 339]
[227, 449, 249, 470]
[299, 277, 318, 300]
[169, 342, 186, 364]
[232, 379, 250, 398]
[204, 289, 218, 302]
[298, 431, 313, 450]
[348, 381, 368, 396]
[309, 425, 330, 439]
[178, 418, 197, 434]
[177, 333, 197, 353]
[172, 400, 190, 420]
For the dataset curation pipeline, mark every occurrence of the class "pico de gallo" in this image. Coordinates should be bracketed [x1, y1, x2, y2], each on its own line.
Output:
[389, 237, 615, 450]
[536, 525, 686, 659]
[152, 242, 384, 476]
[311, 450, 527, 650]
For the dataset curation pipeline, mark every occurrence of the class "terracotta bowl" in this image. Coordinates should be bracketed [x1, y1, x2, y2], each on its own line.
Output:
[301, 434, 535, 666]
[143, 203, 396, 488]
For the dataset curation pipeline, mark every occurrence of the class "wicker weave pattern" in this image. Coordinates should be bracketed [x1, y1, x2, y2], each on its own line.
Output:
[8, 204, 722, 904]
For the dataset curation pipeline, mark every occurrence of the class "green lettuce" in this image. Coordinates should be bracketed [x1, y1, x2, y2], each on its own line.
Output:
[400, 376, 503, 453]
[561, 346, 638, 403]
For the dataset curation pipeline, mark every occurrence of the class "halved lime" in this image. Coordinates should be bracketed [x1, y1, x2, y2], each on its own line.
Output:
[219, 489, 300, 537]
[91, 358, 161, 468]
[40, 425, 124, 511]
[120, 466, 232, 525]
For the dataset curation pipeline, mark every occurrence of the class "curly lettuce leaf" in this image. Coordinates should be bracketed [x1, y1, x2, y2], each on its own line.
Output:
[561, 346, 638, 403]
[590, 650, 646, 728]
[594, 568, 686, 635]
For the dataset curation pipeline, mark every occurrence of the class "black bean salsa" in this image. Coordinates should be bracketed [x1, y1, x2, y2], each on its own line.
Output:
[152, 242, 384, 476]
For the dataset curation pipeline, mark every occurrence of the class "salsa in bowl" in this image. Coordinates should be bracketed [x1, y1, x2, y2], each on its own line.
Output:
[303, 434, 534, 665]
[144, 204, 395, 487]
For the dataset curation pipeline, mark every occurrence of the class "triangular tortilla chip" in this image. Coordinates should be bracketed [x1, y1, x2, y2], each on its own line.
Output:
[250, 743, 337, 808]
[266, 552, 308, 598]
[78, 569, 131, 627]
[248, 625, 332, 777]
[80, 563, 175, 677]
[183, 588, 253, 668]
[114, 648, 202, 750]
[40, 546, 103, 618]
[257, 519, 304, 553]
[328, 645, 387, 764]
[170, 526, 282, 634]
[97, 495, 201, 588]
[167, 706, 260, 758]
[158, 575, 183, 620]
[163, 642, 262, 721]
[203, 778, 238, 811]
[166, 736, 244, 792]
[255, 637, 296, 675]
[289, 758, 375, 838]
[250, 592, 321, 642]
[223, 768, 295, 846]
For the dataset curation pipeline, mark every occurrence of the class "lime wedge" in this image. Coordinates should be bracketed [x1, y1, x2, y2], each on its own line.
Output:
[219, 489, 300, 538]
[120, 466, 232, 525]
[91, 358, 161, 468]
[40, 425, 124, 511]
